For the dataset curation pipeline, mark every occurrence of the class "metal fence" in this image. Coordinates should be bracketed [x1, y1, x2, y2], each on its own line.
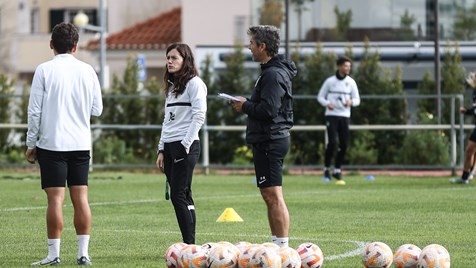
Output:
[0, 93, 470, 174]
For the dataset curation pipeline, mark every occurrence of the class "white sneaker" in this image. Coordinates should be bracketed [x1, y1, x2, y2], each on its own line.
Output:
[31, 257, 61, 266]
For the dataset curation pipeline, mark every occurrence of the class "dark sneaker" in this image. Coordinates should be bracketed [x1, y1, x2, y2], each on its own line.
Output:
[31, 257, 61, 266]
[332, 172, 342, 180]
[324, 169, 331, 179]
[449, 178, 469, 184]
[77, 256, 91, 266]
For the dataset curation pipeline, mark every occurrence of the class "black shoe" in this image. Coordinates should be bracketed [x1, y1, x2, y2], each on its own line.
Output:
[324, 169, 331, 179]
[77, 256, 91, 266]
[332, 172, 342, 180]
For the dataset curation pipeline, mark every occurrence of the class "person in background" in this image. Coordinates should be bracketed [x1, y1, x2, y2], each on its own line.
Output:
[230, 25, 297, 248]
[26, 22, 103, 266]
[450, 71, 476, 184]
[156, 43, 207, 244]
[317, 56, 360, 185]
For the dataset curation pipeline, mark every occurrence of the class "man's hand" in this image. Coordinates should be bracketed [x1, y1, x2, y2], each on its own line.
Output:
[460, 107, 467, 114]
[229, 96, 247, 113]
[25, 148, 37, 164]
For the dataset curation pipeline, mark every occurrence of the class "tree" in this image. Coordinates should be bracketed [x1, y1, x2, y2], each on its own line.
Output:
[96, 56, 164, 164]
[259, 0, 284, 28]
[290, 44, 335, 165]
[291, 0, 315, 41]
[204, 44, 254, 164]
[453, 2, 476, 41]
[333, 6, 352, 41]
[399, 9, 416, 41]
[0, 74, 14, 153]
[352, 38, 407, 164]
[440, 41, 466, 124]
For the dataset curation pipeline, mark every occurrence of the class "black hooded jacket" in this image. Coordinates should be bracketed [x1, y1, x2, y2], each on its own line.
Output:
[242, 56, 298, 144]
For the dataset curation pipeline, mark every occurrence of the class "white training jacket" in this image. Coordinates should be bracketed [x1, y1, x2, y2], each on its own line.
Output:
[158, 76, 207, 153]
[317, 75, 360, 118]
[26, 54, 103, 151]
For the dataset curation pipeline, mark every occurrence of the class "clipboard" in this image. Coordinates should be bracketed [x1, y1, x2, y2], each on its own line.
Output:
[217, 93, 240, 102]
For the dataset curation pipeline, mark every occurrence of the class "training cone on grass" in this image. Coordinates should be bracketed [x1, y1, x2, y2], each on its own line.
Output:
[216, 208, 244, 222]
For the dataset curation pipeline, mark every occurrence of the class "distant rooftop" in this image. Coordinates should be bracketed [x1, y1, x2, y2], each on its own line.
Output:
[86, 7, 181, 50]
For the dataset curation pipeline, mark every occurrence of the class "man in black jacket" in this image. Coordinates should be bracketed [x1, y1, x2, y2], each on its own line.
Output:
[231, 25, 297, 248]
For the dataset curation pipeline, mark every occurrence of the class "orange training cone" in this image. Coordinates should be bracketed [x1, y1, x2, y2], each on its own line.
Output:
[216, 208, 244, 222]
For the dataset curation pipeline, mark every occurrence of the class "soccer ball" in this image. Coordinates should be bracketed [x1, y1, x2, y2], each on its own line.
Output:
[235, 241, 253, 254]
[238, 245, 262, 268]
[179, 244, 208, 268]
[362, 241, 393, 268]
[218, 241, 241, 258]
[278, 247, 301, 268]
[207, 245, 239, 268]
[296, 242, 324, 268]
[416, 244, 450, 268]
[261, 242, 280, 252]
[249, 246, 281, 268]
[393, 244, 421, 268]
[202, 242, 220, 252]
[165, 242, 187, 268]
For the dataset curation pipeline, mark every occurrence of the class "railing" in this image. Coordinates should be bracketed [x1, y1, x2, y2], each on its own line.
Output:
[0, 94, 468, 175]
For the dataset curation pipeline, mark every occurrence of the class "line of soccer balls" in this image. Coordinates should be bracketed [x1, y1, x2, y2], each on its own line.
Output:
[165, 240, 450, 268]
[165, 241, 321, 268]
[363, 241, 450, 268]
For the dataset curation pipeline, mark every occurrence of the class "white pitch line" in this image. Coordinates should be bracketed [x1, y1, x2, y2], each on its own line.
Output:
[74, 227, 367, 262]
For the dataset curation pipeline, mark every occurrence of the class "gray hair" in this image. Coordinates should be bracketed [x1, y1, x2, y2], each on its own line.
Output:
[247, 25, 280, 57]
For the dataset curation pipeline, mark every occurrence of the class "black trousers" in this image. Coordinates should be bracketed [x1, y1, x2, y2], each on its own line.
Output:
[324, 116, 350, 169]
[163, 140, 200, 244]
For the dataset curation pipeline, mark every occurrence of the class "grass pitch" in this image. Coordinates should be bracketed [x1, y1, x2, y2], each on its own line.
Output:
[0, 171, 475, 267]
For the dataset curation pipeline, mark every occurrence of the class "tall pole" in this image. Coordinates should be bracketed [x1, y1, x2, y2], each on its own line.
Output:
[434, 0, 441, 124]
[285, 0, 290, 60]
[99, 0, 106, 89]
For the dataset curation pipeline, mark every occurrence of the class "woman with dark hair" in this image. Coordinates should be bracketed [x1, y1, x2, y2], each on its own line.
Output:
[156, 43, 207, 244]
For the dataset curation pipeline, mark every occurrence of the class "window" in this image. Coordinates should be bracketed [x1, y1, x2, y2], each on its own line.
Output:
[31, 8, 39, 33]
[49, 8, 98, 32]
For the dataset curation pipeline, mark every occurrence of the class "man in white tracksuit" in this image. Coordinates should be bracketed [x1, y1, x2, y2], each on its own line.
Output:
[317, 56, 360, 184]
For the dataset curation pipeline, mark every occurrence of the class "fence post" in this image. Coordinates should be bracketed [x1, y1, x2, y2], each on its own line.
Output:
[450, 96, 456, 176]
[202, 117, 210, 175]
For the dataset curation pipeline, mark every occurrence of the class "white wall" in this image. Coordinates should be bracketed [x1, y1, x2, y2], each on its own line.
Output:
[182, 0, 251, 49]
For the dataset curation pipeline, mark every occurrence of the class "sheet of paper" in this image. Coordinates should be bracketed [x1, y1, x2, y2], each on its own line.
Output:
[217, 93, 240, 102]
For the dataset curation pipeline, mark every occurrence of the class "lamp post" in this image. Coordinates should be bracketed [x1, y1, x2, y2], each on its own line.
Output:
[73, 0, 107, 89]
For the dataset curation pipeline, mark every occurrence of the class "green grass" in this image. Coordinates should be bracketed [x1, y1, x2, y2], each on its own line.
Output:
[0, 171, 475, 267]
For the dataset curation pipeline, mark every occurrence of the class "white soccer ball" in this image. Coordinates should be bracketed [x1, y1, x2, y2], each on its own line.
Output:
[362, 241, 393, 268]
[261, 242, 280, 252]
[296, 242, 324, 268]
[393, 244, 421, 268]
[249, 246, 281, 268]
[218, 241, 241, 259]
[238, 245, 262, 268]
[202, 242, 220, 253]
[179, 244, 208, 268]
[235, 241, 253, 254]
[165, 242, 187, 268]
[207, 245, 239, 268]
[278, 247, 301, 268]
[416, 244, 450, 268]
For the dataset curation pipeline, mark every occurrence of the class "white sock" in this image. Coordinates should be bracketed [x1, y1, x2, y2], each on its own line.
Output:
[47, 239, 60, 259]
[274, 237, 288, 248]
[334, 168, 341, 173]
[77, 235, 90, 258]
[272, 235, 277, 243]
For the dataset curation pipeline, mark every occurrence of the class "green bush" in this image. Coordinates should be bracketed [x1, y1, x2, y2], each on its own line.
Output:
[93, 136, 137, 164]
[347, 130, 378, 165]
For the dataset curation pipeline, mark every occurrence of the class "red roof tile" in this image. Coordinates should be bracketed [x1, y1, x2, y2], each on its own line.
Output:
[86, 7, 181, 50]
